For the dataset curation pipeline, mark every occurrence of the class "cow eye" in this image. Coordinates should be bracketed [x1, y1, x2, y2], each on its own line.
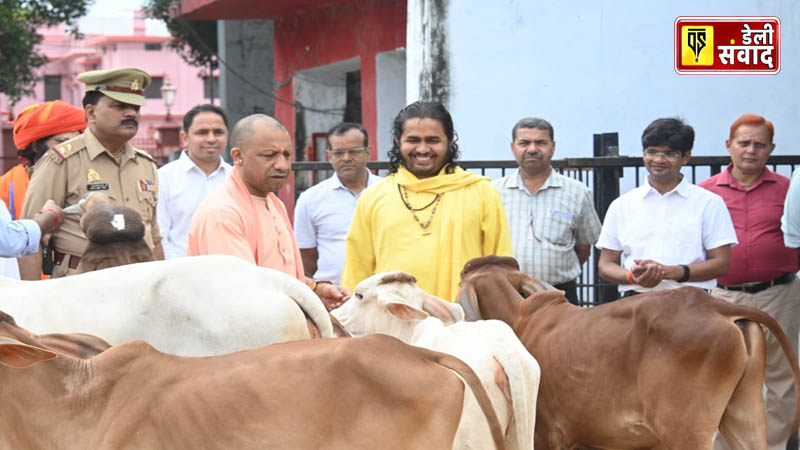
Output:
[354, 292, 363, 300]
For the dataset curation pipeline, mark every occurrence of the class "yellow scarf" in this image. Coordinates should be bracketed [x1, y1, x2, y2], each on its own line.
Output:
[396, 165, 490, 300]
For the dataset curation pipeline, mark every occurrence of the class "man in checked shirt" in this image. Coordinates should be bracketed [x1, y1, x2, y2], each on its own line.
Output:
[493, 117, 601, 304]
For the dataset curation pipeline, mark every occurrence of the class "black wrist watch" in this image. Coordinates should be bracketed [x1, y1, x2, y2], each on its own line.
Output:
[677, 264, 691, 283]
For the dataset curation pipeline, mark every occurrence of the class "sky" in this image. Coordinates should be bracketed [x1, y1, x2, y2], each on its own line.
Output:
[78, 0, 169, 36]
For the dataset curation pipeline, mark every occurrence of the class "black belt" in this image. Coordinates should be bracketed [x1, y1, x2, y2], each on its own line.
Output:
[53, 251, 81, 270]
[718, 272, 796, 294]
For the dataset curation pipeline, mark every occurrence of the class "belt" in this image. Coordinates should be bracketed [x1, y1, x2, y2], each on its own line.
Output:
[718, 272, 796, 294]
[53, 251, 81, 270]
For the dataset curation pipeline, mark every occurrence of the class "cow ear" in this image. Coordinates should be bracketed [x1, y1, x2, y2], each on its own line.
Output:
[386, 302, 429, 321]
[454, 285, 479, 321]
[0, 338, 57, 368]
[38, 333, 111, 359]
[519, 274, 557, 297]
[422, 294, 464, 325]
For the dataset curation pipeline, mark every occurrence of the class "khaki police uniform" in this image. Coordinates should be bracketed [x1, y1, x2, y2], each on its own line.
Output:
[20, 66, 161, 278]
[21, 129, 162, 277]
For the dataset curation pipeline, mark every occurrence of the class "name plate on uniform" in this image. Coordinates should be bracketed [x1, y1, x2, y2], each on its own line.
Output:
[87, 183, 110, 191]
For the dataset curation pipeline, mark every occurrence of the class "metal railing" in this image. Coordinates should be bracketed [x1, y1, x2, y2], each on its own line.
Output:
[292, 155, 800, 306]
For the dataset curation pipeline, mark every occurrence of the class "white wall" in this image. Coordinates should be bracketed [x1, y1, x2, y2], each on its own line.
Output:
[376, 50, 407, 159]
[409, 0, 798, 161]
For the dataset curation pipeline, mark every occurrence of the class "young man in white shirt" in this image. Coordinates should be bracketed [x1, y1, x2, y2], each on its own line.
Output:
[293, 123, 382, 284]
[596, 117, 737, 298]
[157, 104, 232, 259]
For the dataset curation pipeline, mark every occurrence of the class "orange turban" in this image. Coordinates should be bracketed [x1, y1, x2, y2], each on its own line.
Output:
[12, 100, 86, 150]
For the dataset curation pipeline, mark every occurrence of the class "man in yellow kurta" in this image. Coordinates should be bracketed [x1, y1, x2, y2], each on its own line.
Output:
[341, 101, 512, 301]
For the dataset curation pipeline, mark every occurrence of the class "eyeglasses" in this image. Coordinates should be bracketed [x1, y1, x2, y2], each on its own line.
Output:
[643, 148, 684, 159]
[329, 147, 368, 159]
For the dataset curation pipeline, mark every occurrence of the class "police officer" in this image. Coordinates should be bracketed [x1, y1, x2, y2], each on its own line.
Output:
[19, 67, 164, 279]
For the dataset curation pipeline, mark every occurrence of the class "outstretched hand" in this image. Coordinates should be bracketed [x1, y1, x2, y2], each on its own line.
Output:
[317, 283, 351, 311]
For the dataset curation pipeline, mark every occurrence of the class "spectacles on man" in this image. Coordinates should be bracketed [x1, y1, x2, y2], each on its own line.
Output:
[329, 147, 368, 159]
[643, 148, 683, 159]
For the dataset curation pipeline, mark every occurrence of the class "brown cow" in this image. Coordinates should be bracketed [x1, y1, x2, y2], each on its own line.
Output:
[456, 255, 800, 450]
[0, 311, 504, 450]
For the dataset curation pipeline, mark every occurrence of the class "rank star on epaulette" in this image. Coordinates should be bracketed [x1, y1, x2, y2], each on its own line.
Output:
[51, 143, 72, 159]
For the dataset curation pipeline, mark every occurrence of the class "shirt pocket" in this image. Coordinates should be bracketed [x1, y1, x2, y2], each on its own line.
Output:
[538, 209, 575, 247]
[136, 189, 157, 223]
[672, 217, 703, 254]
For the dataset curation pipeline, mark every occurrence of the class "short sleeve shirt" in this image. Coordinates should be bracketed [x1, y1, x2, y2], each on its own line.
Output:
[293, 171, 382, 284]
[596, 177, 738, 293]
[493, 169, 601, 285]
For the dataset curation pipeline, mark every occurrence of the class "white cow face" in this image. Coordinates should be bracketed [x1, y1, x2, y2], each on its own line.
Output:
[331, 271, 464, 339]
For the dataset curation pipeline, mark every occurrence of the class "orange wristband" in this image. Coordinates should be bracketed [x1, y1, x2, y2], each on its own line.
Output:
[306, 278, 317, 292]
[625, 271, 636, 285]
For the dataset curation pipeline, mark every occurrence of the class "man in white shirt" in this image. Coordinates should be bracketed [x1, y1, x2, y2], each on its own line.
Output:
[493, 117, 601, 304]
[596, 117, 737, 298]
[294, 122, 382, 284]
[157, 104, 232, 259]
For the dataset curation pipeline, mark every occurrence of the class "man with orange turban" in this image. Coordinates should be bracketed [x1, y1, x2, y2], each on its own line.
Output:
[0, 101, 86, 220]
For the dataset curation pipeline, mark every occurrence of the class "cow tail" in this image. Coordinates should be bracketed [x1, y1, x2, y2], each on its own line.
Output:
[489, 329, 539, 450]
[287, 281, 335, 339]
[435, 352, 506, 450]
[716, 300, 800, 444]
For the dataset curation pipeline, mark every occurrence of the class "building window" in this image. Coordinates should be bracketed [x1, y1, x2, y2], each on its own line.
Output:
[144, 42, 162, 51]
[203, 76, 219, 101]
[145, 76, 164, 99]
[44, 75, 61, 101]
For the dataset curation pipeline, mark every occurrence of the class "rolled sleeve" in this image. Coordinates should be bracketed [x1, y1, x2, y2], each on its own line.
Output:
[0, 218, 41, 257]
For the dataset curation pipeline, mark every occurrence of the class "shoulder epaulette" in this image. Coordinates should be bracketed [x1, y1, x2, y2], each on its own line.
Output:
[134, 148, 157, 164]
[47, 136, 86, 164]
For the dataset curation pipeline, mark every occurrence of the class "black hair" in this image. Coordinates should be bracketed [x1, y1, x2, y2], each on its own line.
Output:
[326, 122, 368, 149]
[183, 104, 229, 132]
[641, 117, 695, 154]
[17, 139, 51, 165]
[82, 90, 105, 108]
[387, 101, 460, 174]
[512, 117, 554, 141]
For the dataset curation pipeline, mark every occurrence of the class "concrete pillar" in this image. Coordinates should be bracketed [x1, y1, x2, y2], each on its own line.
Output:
[218, 19, 275, 129]
[406, 0, 450, 106]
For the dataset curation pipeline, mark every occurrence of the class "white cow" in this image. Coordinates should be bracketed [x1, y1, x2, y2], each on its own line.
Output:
[0, 254, 334, 356]
[332, 271, 540, 450]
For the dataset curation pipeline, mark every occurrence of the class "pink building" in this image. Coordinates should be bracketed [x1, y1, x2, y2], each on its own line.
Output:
[0, 13, 214, 171]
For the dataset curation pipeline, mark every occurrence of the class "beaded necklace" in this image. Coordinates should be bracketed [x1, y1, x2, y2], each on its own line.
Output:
[398, 184, 442, 233]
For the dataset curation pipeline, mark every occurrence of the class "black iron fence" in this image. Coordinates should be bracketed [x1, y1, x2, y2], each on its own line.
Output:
[292, 155, 800, 306]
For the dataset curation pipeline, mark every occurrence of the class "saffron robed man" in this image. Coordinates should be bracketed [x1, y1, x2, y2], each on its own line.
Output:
[341, 101, 513, 302]
[19, 67, 164, 279]
[187, 114, 350, 310]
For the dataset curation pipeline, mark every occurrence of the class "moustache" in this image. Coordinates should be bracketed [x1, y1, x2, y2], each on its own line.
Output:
[121, 119, 138, 127]
[523, 153, 543, 160]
